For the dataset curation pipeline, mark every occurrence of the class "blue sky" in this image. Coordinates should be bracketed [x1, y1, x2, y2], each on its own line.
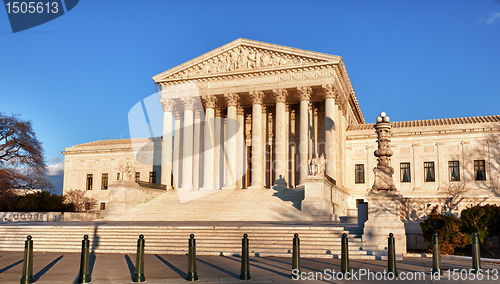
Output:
[1, 1, 499, 193]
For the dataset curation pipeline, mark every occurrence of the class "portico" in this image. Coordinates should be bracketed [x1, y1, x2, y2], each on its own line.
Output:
[154, 39, 364, 191]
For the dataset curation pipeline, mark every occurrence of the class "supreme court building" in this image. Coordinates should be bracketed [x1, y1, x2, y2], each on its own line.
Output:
[63, 39, 500, 224]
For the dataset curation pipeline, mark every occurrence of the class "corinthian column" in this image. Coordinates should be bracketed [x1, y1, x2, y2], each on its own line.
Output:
[273, 88, 288, 187]
[180, 97, 196, 190]
[160, 98, 175, 190]
[323, 84, 337, 180]
[298, 86, 312, 184]
[200, 95, 216, 190]
[249, 91, 264, 189]
[224, 93, 239, 189]
[173, 110, 182, 189]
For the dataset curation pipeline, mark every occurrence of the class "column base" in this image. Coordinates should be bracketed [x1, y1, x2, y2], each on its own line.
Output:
[199, 186, 215, 191]
[222, 185, 238, 190]
[248, 184, 264, 190]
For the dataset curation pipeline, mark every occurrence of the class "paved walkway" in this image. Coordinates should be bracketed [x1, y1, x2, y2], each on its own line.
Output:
[1, 251, 500, 283]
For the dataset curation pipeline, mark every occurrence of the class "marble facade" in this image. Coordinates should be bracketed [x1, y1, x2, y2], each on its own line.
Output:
[63, 39, 500, 232]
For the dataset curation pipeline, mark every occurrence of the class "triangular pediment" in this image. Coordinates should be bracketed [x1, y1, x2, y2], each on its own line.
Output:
[153, 38, 341, 83]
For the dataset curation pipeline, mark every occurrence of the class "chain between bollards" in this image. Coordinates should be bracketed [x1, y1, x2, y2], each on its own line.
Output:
[341, 233, 350, 278]
[186, 234, 198, 281]
[292, 233, 301, 279]
[133, 234, 146, 282]
[240, 233, 251, 280]
[432, 233, 443, 276]
[387, 233, 398, 278]
[20, 235, 34, 284]
[472, 232, 482, 274]
[78, 235, 91, 283]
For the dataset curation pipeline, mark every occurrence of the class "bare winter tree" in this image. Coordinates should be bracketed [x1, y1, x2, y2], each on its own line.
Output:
[0, 112, 52, 192]
[62, 189, 99, 212]
[439, 182, 469, 216]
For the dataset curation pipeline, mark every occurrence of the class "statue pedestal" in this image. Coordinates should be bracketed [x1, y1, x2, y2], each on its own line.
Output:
[301, 176, 334, 221]
[363, 191, 407, 255]
[372, 166, 396, 191]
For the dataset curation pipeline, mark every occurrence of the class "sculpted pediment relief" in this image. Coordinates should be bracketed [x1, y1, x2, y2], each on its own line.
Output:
[153, 38, 340, 83]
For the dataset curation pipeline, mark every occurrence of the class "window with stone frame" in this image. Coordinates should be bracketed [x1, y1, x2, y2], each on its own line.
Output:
[135, 172, 140, 182]
[355, 164, 365, 184]
[400, 163, 411, 183]
[424, 162, 435, 182]
[86, 174, 93, 190]
[85, 203, 90, 211]
[116, 173, 120, 180]
[101, 173, 108, 190]
[149, 171, 156, 184]
[100, 202, 106, 210]
[449, 161, 460, 181]
[474, 160, 486, 181]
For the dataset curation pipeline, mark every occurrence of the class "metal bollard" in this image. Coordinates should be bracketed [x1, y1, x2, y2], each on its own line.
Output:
[186, 234, 198, 281]
[239, 234, 251, 280]
[292, 233, 301, 279]
[20, 235, 34, 284]
[341, 233, 350, 278]
[133, 234, 146, 282]
[432, 233, 443, 276]
[78, 235, 91, 283]
[472, 232, 482, 274]
[387, 233, 398, 278]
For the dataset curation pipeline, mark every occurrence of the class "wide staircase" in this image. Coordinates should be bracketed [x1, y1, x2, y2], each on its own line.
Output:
[108, 188, 316, 221]
[0, 223, 393, 259]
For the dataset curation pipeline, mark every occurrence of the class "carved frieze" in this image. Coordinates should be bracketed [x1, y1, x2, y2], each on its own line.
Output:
[167, 46, 323, 80]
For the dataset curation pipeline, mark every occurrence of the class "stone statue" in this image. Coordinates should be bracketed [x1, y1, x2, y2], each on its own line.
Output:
[372, 112, 397, 191]
[308, 153, 327, 176]
[120, 160, 135, 182]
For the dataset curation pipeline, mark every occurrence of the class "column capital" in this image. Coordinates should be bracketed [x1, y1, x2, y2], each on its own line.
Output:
[272, 88, 288, 103]
[181, 97, 196, 110]
[237, 106, 245, 116]
[297, 86, 312, 101]
[201, 95, 217, 109]
[215, 108, 223, 117]
[322, 84, 337, 100]
[174, 111, 182, 120]
[194, 110, 202, 119]
[160, 98, 176, 112]
[224, 93, 239, 107]
[249, 91, 264, 105]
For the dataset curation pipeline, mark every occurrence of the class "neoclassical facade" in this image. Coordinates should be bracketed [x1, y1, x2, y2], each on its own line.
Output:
[63, 39, 500, 224]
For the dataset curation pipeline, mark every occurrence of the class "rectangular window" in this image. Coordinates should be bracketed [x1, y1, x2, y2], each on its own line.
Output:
[424, 162, 435, 182]
[100, 202, 106, 210]
[474, 160, 486, 181]
[149, 171, 156, 184]
[400, 163, 411, 182]
[135, 172, 140, 182]
[355, 164, 365, 184]
[101, 173, 108, 190]
[449, 161, 460, 181]
[117, 173, 120, 180]
[86, 174, 93, 190]
[85, 203, 90, 211]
